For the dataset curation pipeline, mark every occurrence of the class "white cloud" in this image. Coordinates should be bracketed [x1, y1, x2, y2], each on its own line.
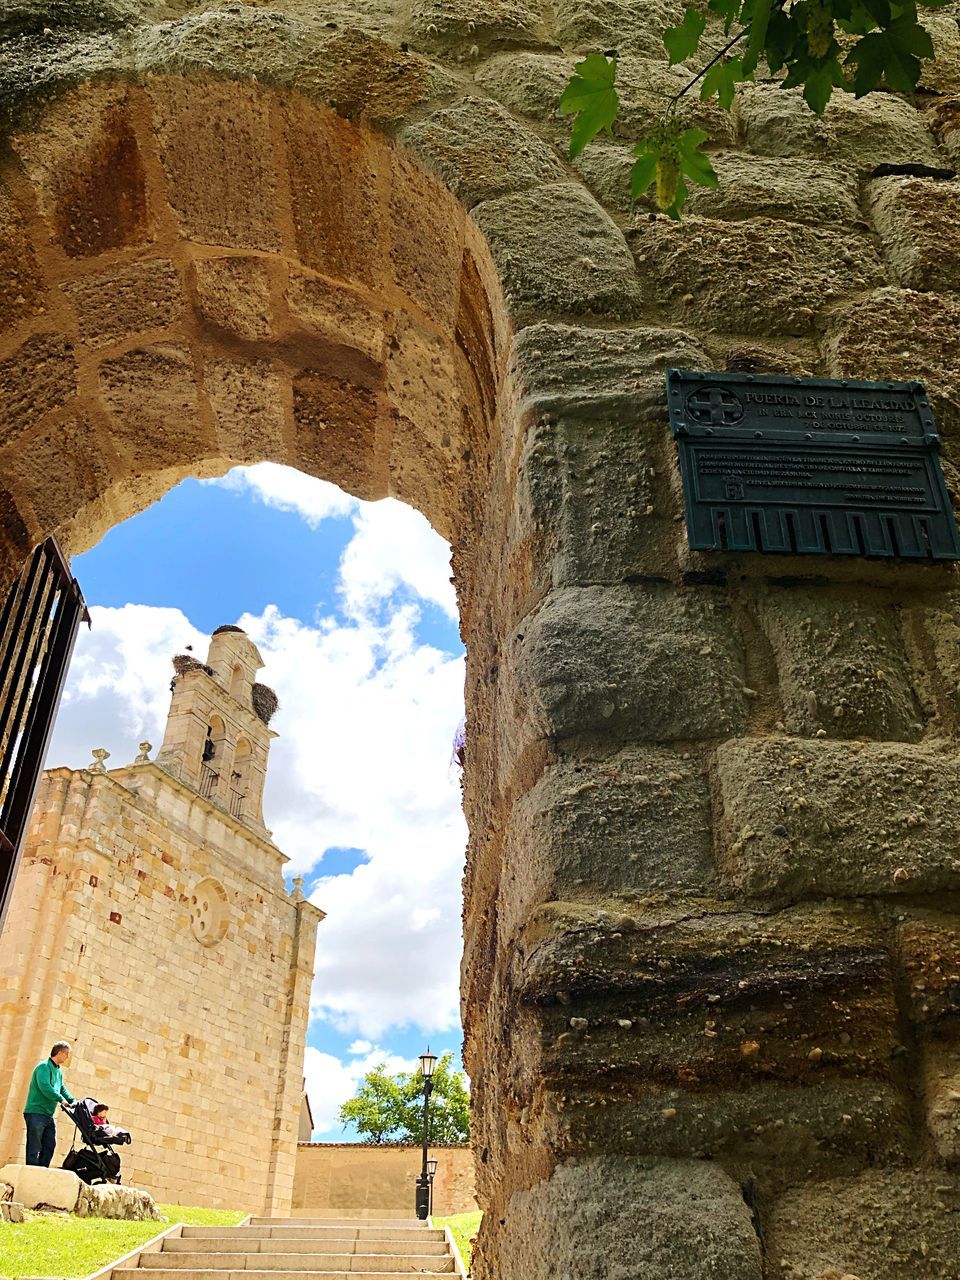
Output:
[208, 464, 457, 623]
[45, 606, 208, 770]
[339, 500, 458, 622]
[242, 603, 466, 1040]
[206, 463, 356, 526]
[303, 1044, 419, 1137]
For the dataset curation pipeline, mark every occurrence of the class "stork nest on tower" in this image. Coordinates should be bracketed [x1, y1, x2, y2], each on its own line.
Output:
[252, 682, 279, 725]
[172, 654, 215, 678]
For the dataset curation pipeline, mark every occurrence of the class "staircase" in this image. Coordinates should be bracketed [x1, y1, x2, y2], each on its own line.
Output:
[109, 1216, 462, 1279]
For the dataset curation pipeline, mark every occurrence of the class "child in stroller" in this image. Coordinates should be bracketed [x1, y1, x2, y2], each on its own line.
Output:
[61, 1097, 132, 1185]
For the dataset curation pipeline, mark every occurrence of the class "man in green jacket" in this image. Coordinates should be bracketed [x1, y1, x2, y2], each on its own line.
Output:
[23, 1041, 75, 1167]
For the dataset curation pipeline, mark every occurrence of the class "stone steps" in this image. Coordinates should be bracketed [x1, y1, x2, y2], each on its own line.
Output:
[164, 1240, 450, 1256]
[246, 1220, 424, 1229]
[103, 1214, 460, 1280]
[181, 1230, 444, 1243]
[116, 1272, 451, 1280]
[140, 1259, 458, 1269]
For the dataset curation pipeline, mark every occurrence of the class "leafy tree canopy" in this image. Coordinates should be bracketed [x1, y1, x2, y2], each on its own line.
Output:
[337, 1053, 471, 1145]
[560, 0, 949, 217]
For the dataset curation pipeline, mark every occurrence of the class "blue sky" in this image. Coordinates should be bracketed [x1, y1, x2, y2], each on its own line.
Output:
[49, 465, 467, 1139]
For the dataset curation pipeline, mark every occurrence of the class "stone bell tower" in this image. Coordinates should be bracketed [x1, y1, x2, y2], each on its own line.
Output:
[155, 624, 278, 833]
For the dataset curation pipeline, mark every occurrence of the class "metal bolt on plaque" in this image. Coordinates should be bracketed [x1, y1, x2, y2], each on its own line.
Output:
[666, 370, 960, 560]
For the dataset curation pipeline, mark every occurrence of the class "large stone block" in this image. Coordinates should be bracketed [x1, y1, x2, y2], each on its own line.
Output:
[511, 584, 747, 745]
[765, 1170, 960, 1279]
[475, 53, 735, 146]
[192, 256, 273, 342]
[292, 29, 460, 127]
[519, 900, 906, 1166]
[552, 0, 686, 57]
[404, 0, 548, 55]
[472, 183, 643, 324]
[901, 598, 960, 735]
[150, 78, 281, 252]
[684, 153, 861, 225]
[292, 369, 381, 500]
[203, 357, 287, 464]
[896, 910, 960, 1026]
[0, 334, 76, 447]
[401, 97, 566, 209]
[866, 176, 960, 291]
[0, 1164, 80, 1211]
[822, 287, 960, 436]
[12, 84, 152, 257]
[0, 188, 46, 330]
[285, 271, 386, 363]
[509, 325, 699, 588]
[507, 746, 715, 907]
[1, 410, 116, 532]
[0, 1, 143, 38]
[917, 10, 960, 94]
[716, 736, 960, 899]
[511, 321, 709, 419]
[75, 1181, 159, 1219]
[283, 100, 386, 289]
[133, 6, 305, 81]
[491, 1157, 762, 1280]
[921, 1034, 960, 1161]
[751, 589, 922, 741]
[734, 83, 943, 169]
[928, 95, 960, 162]
[515, 410, 679, 588]
[64, 259, 184, 350]
[98, 343, 203, 469]
[629, 216, 883, 337]
[388, 151, 465, 328]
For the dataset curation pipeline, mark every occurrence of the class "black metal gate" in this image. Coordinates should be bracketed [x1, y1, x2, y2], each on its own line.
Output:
[0, 538, 88, 935]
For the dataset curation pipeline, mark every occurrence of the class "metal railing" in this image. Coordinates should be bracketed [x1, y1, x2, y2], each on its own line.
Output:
[228, 787, 244, 820]
[0, 538, 88, 935]
[199, 764, 219, 800]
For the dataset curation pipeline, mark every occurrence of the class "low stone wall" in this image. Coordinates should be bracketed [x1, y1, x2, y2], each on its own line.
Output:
[0, 1164, 159, 1219]
[293, 1144, 477, 1217]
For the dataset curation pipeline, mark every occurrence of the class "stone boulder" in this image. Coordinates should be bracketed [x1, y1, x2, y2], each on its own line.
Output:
[0, 1163, 160, 1219]
[0, 1163, 81, 1211]
[76, 1181, 160, 1220]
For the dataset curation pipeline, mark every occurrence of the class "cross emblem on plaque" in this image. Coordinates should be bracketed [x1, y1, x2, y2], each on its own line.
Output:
[686, 386, 744, 425]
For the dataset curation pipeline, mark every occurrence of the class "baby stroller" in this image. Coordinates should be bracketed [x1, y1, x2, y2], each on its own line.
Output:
[61, 1097, 131, 1185]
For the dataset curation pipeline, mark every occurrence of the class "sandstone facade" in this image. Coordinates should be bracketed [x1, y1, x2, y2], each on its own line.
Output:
[0, 627, 323, 1213]
[293, 1144, 478, 1217]
[0, 1, 959, 1275]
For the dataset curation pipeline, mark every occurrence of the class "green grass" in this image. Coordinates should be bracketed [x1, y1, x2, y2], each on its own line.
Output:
[432, 1211, 482, 1273]
[0, 1203, 245, 1279]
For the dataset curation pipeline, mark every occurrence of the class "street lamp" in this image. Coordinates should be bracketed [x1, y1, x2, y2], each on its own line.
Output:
[415, 1048, 438, 1220]
[427, 1157, 438, 1216]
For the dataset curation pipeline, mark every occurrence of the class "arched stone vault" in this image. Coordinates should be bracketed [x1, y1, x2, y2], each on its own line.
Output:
[4, 3, 960, 1277]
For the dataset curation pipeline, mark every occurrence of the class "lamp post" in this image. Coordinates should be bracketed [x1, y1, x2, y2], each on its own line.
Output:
[415, 1048, 438, 1221]
[427, 1156, 438, 1217]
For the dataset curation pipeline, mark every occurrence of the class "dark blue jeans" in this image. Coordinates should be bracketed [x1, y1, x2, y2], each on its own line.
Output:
[24, 1112, 56, 1166]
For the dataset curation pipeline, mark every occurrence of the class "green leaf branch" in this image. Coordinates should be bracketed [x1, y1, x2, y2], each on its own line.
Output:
[560, 0, 944, 217]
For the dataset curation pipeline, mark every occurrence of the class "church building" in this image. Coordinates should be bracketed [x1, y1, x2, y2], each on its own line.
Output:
[0, 625, 323, 1213]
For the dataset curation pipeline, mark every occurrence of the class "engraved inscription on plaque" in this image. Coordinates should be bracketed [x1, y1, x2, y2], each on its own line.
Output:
[666, 370, 960, 560]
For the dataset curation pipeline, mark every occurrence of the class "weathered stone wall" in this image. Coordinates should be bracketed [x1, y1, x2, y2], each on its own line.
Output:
[0, 763, 321, 1212]
[1, 1, 959, 1275]
[293, 1143, 478, 1216]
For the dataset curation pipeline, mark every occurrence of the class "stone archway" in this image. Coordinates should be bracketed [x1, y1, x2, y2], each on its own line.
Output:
[0, 65, 534, 1273]
[4, 4, 960, 1277]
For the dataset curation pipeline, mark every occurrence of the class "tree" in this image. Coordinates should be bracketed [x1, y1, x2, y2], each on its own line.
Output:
[338, 1063, 405, 1144]
[560, 0, 949, 218]
[338, 1054, 471, 1145]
